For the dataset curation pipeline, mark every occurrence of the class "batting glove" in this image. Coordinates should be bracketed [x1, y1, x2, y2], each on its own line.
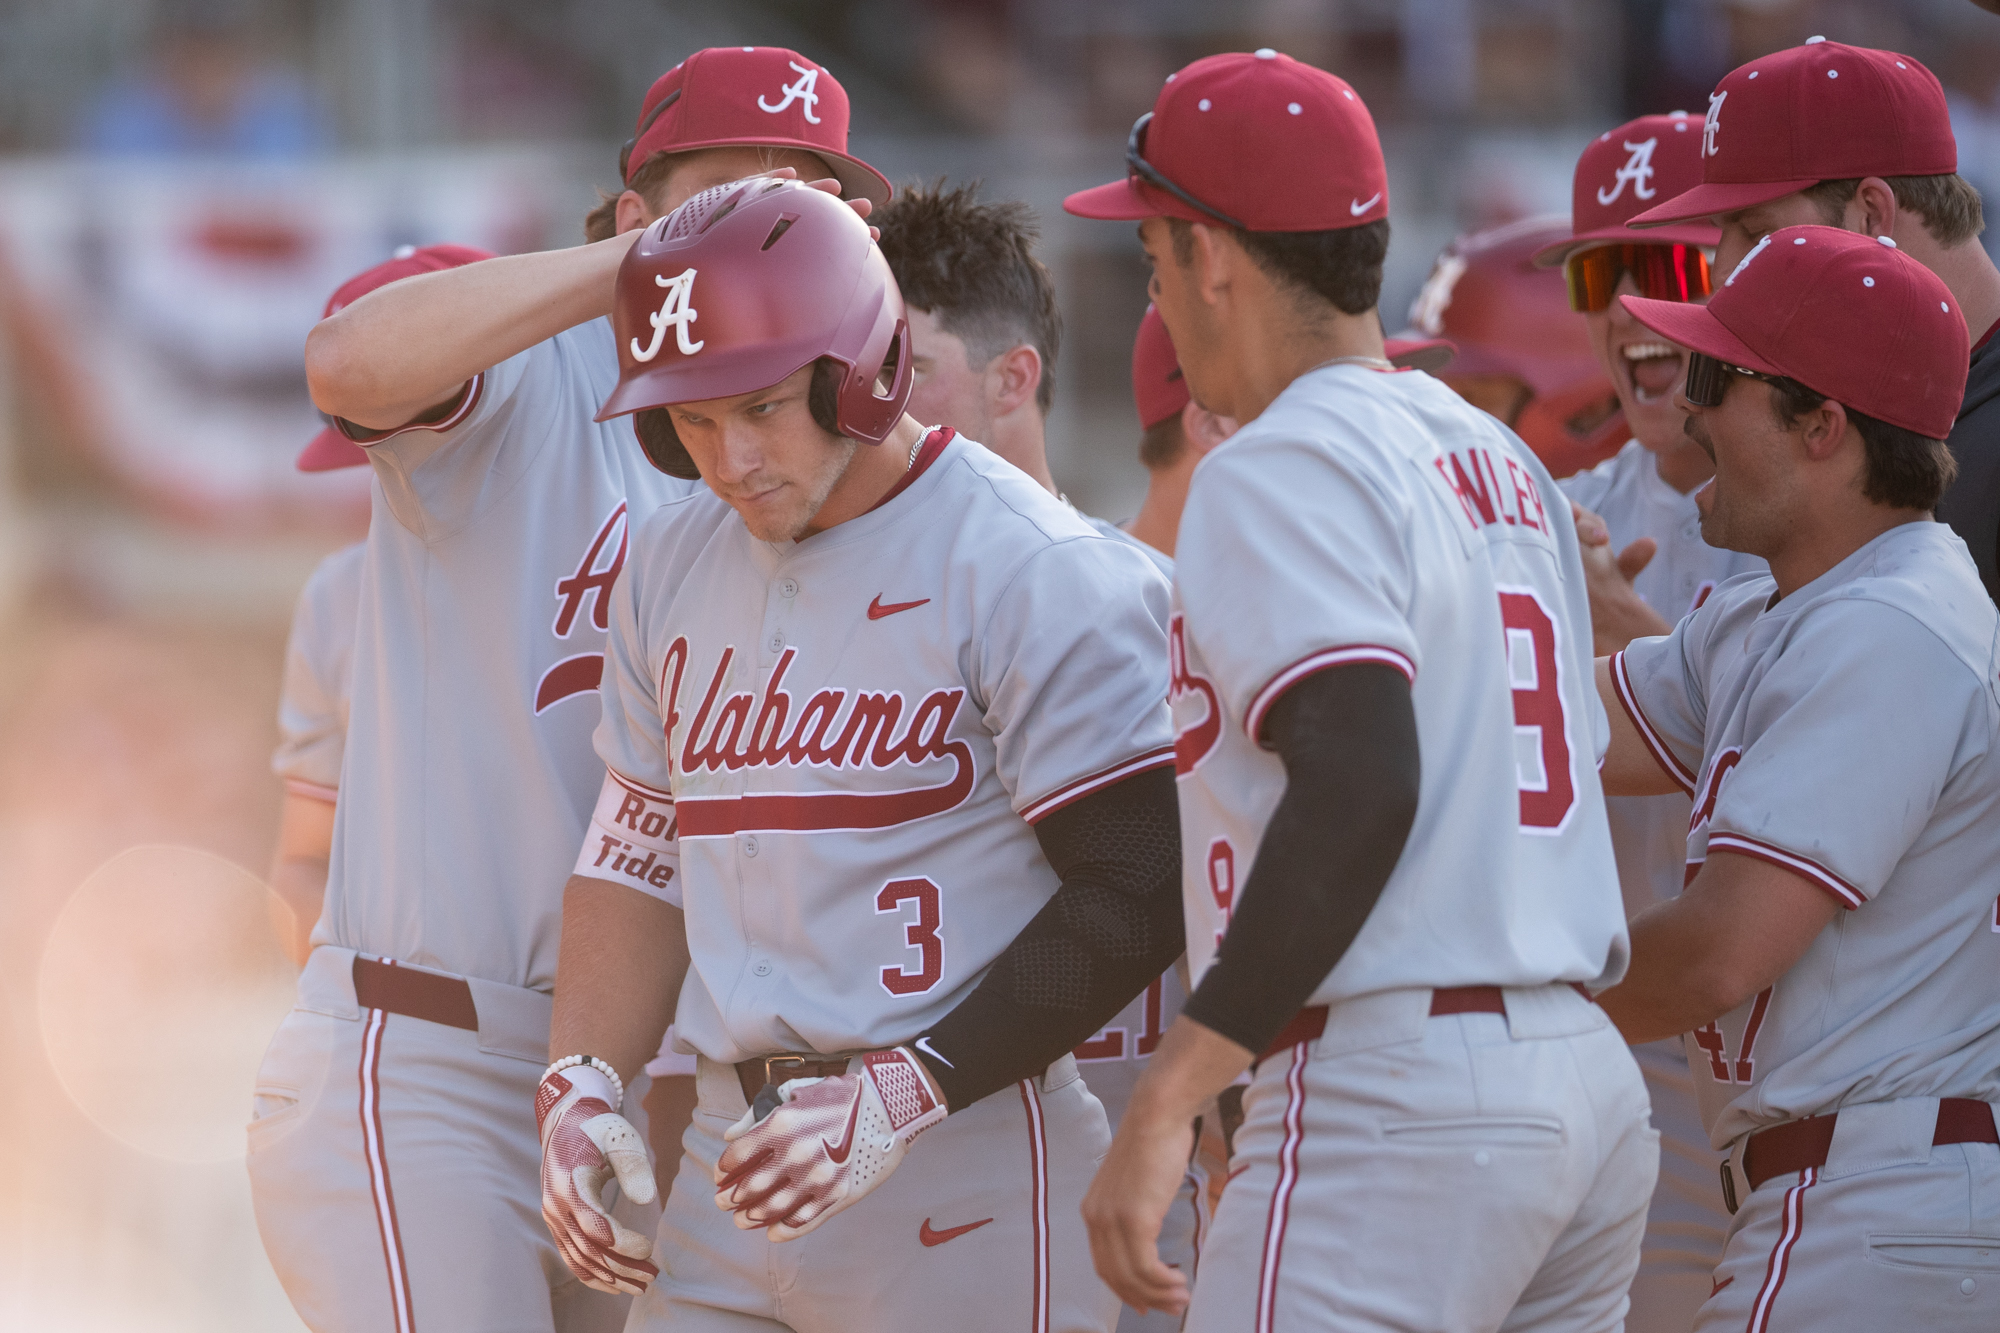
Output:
[713, 1046, 947, 1241]
[536, 1060, 659, 1295]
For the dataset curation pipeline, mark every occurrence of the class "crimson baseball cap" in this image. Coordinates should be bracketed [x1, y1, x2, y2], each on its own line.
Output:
[297, 243, 496, 472]
[1533, 112, 1722, 268]
[1630, 40, 1955, 228]
[1065, 49, 1388, 231]
[1622, 225, 1967, 438]
[1385, 335, 1455, 374]
[621, 47, 890, 206]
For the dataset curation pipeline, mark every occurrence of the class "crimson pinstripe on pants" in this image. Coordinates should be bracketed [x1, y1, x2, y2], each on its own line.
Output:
[1018, 1079, 1050, 1333]
[359, 962, 416, 1333]
[1747, 1167, 1816, 1333]
[1254, 1045, 1310, 1333]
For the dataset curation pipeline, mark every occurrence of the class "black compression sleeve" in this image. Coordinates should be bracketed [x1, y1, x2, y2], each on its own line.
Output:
[912, 766, 1184, 1111]
[1180, 662, 1420, 1056]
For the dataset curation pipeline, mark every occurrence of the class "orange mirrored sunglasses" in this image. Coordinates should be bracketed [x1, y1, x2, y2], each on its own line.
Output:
[1565, 243, 1712, 313]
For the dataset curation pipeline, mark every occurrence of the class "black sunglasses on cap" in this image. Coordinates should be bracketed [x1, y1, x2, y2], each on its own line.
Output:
[618, 89, 683, 184]
[1126, 112, 1246, 230]
[1683, 351, 1803, 408]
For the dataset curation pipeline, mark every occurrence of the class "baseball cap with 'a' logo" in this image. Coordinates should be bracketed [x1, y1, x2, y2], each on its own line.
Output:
[1630, 40, 1956, 228]
[1532, 112, 1721, 269]
[1064, 49, 1388, 232]
[621, 47, 891, 206]
[1621, 226, 1968, 439]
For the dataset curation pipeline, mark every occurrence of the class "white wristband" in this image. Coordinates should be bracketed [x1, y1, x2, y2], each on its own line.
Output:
[544, 1054, 625, 1114]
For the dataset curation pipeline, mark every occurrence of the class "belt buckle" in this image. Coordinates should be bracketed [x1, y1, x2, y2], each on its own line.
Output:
[763, 1055, 812, 1086]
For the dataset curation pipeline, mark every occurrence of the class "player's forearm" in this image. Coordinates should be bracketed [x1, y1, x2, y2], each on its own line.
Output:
[307, 232, 641, 430]
[913, 767, 1184, 1111]
[549, 875, 688, 1084]
[1119, 1015, 1255, 1133]
[1180, 663, 1417, 1053]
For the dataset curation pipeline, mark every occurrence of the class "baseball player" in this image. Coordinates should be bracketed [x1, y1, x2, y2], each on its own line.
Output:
[873, 183, 1204, 1331]
[1403, 216, 1628, 479]
[1627, 39, 2000, 605]
[535, 176, 1183, 1333]
[248, 48, 886, 1333]
[1533, 112, 1763, 1333]
[1596, 224, 1999, 1331]
[1067, 52, 1653, 1333]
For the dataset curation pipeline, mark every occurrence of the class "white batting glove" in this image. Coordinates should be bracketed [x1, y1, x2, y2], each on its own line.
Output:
[713, 1046, 947, 1241]
[536, 1061, 659, 1295]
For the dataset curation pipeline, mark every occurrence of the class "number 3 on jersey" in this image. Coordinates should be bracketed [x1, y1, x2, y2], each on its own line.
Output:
[1498, 588, 1577, 833]
[876, 878, 943, 995]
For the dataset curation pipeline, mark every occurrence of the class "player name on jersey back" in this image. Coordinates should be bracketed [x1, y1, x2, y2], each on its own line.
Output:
[589, 432, 1175, 1065]
[1172, 364, 1628, 1007]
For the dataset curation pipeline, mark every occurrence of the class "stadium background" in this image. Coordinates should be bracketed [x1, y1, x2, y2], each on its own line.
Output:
[0, 2, 1994, 1328]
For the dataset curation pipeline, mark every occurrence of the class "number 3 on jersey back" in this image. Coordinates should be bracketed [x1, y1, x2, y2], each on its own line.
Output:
[1498, 588, 1577, 833]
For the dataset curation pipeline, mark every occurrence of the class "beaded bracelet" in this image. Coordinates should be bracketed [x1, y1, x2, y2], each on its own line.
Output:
[543, 1053, 625, 1114]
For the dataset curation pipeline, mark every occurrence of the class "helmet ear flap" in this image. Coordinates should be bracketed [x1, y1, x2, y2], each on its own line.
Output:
[834, 319, 914, 444]
[631, 408, 702, 479]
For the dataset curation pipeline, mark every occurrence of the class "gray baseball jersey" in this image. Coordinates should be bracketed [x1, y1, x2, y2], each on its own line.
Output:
[1559, 441, 1764, 916]
[1174, 364, 1629, 1002]
[583, 429, 1175, 1065]
[273, 540, 366, 802]
[1614, 520, 2000, 1148]
[316, 317, 696, 989]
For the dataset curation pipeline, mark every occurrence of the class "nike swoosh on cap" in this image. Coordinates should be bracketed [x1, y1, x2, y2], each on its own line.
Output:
[919, 1216, 994, 1247]
[1350, 192, 1383, 216]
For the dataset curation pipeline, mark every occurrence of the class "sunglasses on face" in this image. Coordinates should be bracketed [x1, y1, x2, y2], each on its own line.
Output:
[1682, 351, 1798, 408]
[1125, 112, 1245, 229]
[1564, 243, 1712, 313]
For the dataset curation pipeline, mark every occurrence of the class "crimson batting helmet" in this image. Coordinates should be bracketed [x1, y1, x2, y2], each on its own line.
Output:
[596, 178, 913, 478]
[1401, 215, 1626, 477]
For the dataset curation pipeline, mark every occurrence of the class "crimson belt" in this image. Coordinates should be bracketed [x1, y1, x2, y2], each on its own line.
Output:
[352, 956, 479, 1031]
[735, 1055, 852, 1105]
[1743, 1098, 1999, 1192]
[1258, 985, 1513, 1062]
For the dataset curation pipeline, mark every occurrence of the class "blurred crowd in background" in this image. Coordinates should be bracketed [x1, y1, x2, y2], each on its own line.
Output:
[1, 3, 1997, 1330]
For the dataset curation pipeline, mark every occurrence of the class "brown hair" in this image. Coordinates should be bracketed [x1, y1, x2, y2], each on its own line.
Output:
[1768, 379, 1957, 511]
[1140, 415, 1185, 470]
[1803, 174, 1985, 249]
[1167, 217, 1390, 317]
[874, 180, 1063, 415]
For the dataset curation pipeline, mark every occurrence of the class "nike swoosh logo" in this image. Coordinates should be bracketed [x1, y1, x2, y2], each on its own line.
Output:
[919, 1216, 994, 1247]
[1350, 192, 1382, 216]
[868, 595, 930, 620]
[820, 1088, 866, 1165]
[913, 1037, 954, 1068]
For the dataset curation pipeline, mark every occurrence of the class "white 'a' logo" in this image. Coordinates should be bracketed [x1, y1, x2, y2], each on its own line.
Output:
[757, 61, 823, 125]
[1703, 90, 1726, 158]
[1596, 137, 1659, 205]
[630, 267, 703, 362]
[1723, 233, 1771, 287]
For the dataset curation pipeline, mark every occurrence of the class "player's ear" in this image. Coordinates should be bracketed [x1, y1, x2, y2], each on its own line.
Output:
[987, 344, 1042, 417]
[614, 189, 657, 236]
[1795, 396, 1852, 464]
[1853, 177, 1898, 243]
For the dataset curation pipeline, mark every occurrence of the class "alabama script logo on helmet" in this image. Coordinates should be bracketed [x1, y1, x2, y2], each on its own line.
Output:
[758, 61, 823, 123]
[1597, 138, 1658, 205]
[632, 268, 703, 362]
[1702, 90, 1726, 158]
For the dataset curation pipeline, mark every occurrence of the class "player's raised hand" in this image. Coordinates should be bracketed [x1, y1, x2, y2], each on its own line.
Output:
[712, 1046, 945, 1240]
[537, 1061, 660, 1295]
[742, 165, 879, 239]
